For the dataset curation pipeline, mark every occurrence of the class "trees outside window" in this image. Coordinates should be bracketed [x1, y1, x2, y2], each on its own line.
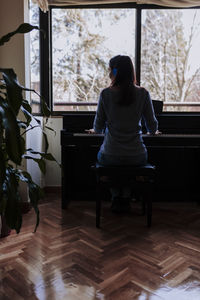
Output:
[141, 9, 200, 111]
[51, 8, 135, 111]
[29, 4, 200, 112]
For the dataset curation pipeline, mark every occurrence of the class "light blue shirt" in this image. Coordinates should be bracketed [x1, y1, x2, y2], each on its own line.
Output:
[93, 86, 158, 156]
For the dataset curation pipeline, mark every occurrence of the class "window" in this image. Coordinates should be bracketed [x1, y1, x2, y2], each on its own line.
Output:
[29, 0, 40, 114]
[51, 8, 135, 111]
[141, 9, 200, 112]
[36, 5, 200, 113]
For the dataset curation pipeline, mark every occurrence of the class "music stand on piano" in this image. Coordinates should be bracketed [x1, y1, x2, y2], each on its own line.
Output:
[152, 100, 163, 115]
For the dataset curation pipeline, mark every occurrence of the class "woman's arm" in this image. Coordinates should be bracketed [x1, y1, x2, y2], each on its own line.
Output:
[142, 90, 158, 134]
[93, 91, 107, 133]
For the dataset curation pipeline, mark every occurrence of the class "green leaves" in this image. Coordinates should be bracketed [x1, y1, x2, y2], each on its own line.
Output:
[41, 96, 51, 117]
[0, 23, 58, 234]
[0, 148, 6, 196]
[0, 97, 24, 165]
[16, 23, 39, 34]
[23, 150, 58, 175]
[0, 69, 24, 115]
[28, 182, 43, 233]
[0, 23, 39, 46]
[17, 171, 44, 232]
[0, 69, 51, 118]
[23, 155, 46, 174]
[4, 168, 22, 233]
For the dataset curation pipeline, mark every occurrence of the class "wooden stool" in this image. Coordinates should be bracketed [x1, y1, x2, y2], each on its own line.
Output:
[92, 163, 156, 228]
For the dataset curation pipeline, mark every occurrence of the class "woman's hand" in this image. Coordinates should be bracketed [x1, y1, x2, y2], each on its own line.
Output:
[147, 130, 162, 135]
[85, 129, 96, 134]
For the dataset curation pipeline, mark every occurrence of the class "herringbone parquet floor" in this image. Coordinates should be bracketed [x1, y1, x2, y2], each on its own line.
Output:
[1, 194, 200, 300]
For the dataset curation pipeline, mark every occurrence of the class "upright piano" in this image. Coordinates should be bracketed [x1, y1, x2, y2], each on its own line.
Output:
[61, 113, 200, 208]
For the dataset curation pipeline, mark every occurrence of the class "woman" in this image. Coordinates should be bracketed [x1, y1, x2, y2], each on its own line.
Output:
[88, 55, 159, 211]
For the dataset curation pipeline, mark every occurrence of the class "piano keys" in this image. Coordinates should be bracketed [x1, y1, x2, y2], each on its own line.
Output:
[62, 132, 200, 147]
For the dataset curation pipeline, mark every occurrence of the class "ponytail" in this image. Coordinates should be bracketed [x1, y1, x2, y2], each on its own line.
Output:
[109, 55, 136, 106]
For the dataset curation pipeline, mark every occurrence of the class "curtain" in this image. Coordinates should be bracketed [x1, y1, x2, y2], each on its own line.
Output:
[138, 0, 200, 6]
[33, 0, 200, 12]
[32, 0, 49, 12]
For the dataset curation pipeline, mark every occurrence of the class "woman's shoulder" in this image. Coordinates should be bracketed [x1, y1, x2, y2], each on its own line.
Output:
[101, 87, 111, 93]
[134, 85, 150, 98]
[102, 86, 119, 92]
[134, 85, 148, 93]
[101, 86, 119, 97]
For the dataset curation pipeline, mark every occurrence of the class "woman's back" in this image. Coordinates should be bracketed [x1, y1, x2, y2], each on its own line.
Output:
[94, 85, 158, 156]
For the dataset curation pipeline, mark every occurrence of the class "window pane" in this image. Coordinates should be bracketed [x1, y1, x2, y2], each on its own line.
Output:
[51, 8, 135, 111]
[141, 9, 200, 112]
[29, 0, 40, 113]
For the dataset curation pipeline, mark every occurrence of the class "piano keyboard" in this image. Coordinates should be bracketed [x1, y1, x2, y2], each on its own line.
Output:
[73, 133, 103, 137]
[73, 133, 200, 138]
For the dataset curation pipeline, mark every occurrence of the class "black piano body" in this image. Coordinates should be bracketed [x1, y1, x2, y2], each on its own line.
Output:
[61, 113, 200, 208]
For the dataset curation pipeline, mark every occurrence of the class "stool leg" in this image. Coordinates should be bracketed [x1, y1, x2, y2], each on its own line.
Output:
[142, 183, 152, 227]
[141, 195, 146, 216]
[146, 199, 152, 227]
[146, 183, 153, 227]
[96, 186, 101, 228]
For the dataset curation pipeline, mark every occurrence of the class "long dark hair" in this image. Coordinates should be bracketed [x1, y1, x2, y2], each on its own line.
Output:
[109, 55, 137, 105]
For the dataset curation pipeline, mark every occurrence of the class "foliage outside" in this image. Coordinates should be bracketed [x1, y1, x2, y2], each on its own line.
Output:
[141, 9, 200, 111]
[30, 5, 200, 112]
[0, 23, 57, 234]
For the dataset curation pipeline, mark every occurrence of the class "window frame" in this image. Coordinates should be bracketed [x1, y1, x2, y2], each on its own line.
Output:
[39, 3, 200, 115]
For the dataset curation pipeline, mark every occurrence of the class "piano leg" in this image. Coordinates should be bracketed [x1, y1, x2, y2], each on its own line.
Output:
[62, 178, 69, 209]
[61, 146, 70, 209]
[96, 187, 101, 228]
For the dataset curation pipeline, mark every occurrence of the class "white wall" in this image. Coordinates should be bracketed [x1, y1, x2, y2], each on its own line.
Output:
[26, 117, 44, 186]
[26, 117, 62, 188]
[0, 0, 62, 188]
[44, 117, 62, 187]
[0, 0, 27, 85]
[0, 0, 30, 199]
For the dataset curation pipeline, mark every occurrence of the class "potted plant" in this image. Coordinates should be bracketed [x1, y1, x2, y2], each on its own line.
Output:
[0, 23, 58, 236]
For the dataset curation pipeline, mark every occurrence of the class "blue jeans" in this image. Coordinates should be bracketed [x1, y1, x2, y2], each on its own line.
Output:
[97, 151, 148, 167]
[97, 151, 148, 199]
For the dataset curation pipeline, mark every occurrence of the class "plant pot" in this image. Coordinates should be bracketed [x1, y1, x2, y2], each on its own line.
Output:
[20, 202, 32, 214]
[0, 215, 11, 238]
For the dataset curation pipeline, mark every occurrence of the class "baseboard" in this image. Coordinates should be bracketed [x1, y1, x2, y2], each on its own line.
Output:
[44, 186, 61, 194]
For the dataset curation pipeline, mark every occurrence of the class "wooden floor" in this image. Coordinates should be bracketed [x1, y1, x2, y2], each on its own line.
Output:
[1, 194, 200, 300]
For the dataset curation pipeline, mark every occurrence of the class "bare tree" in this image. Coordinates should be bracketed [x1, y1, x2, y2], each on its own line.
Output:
[141, 9, 200, 106]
